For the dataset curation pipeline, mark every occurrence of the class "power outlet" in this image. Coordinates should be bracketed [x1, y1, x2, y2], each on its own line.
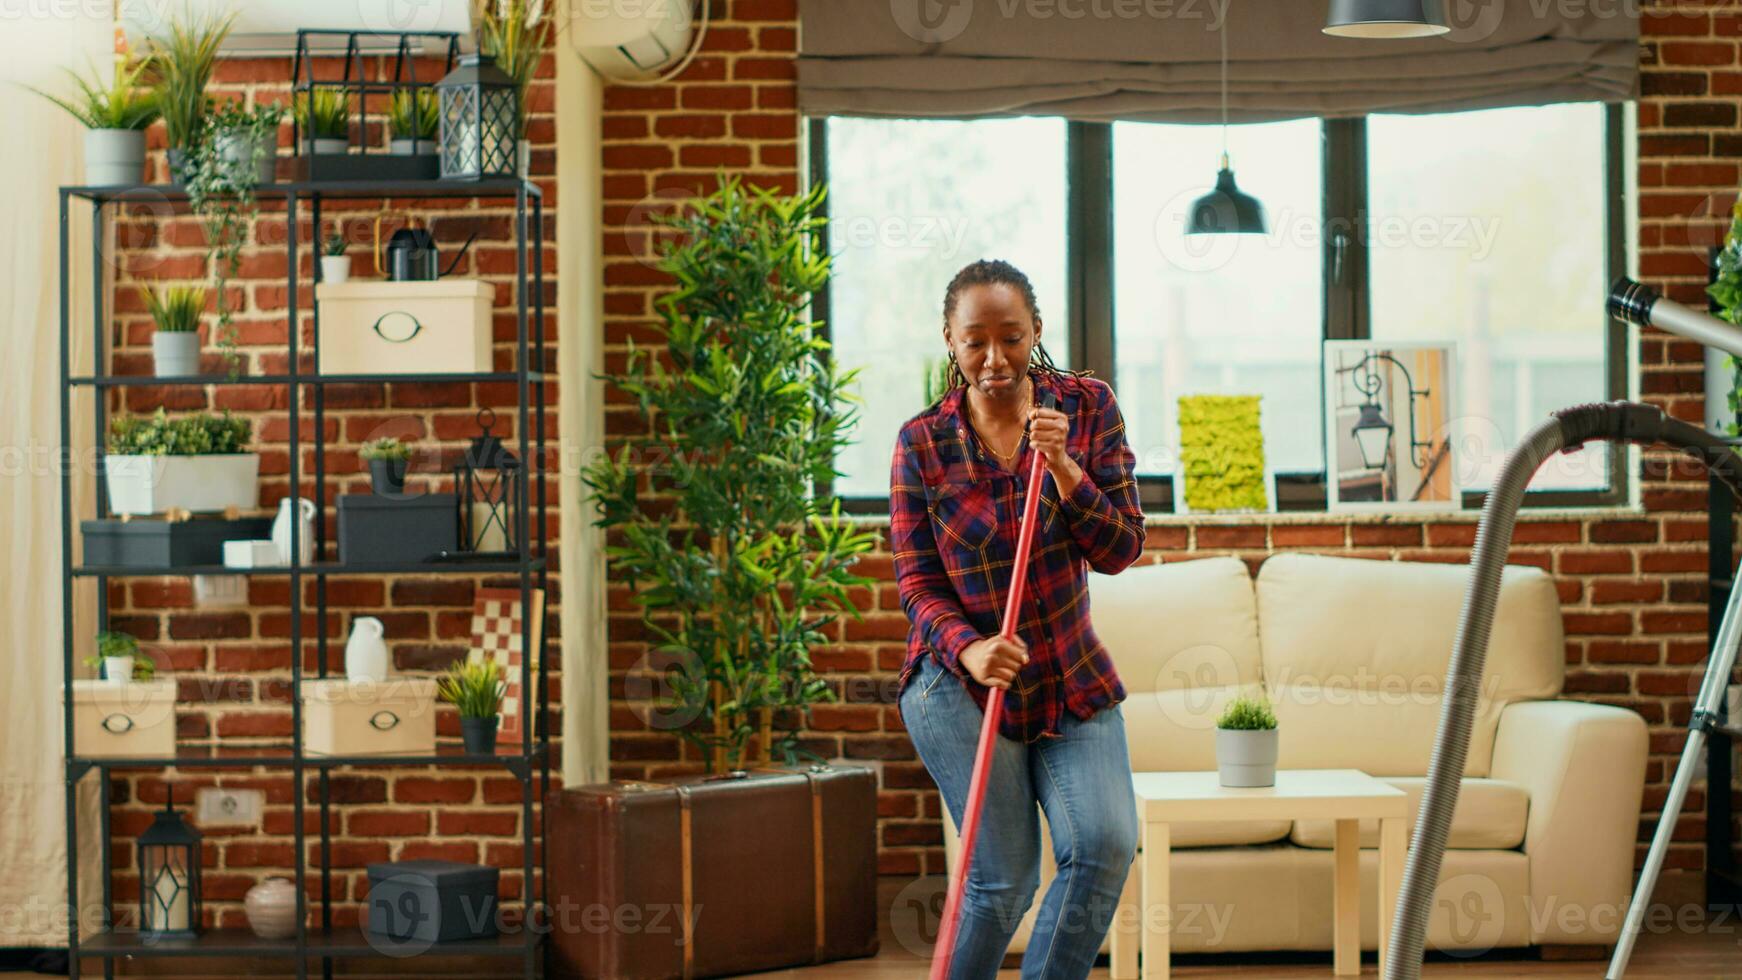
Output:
[196, 787, 263, 828]
[193, 574, 248, 608]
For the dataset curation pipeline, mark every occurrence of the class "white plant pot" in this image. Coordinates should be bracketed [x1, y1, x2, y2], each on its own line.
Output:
[102, 656, 133, 685]
[311, 137, 349, 155]
[105, 454, 261, 516]
[1216, 727, 1279, 788]
[390, 137, 437, 155]
[151, 331, 201, 377]
[320, 255, 352, 284]
[84, 129, 145, 186]
[216, 132, 278, 185]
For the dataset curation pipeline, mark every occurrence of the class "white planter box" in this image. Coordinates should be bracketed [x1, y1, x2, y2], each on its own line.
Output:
[316, 279, 493, 376]
[68, 679, 177, 758]
[301, 678, 438, 756]
[105, 454, 260, 516]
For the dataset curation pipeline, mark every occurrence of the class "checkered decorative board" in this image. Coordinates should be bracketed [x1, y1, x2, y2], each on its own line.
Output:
[468, 587, 544, 753]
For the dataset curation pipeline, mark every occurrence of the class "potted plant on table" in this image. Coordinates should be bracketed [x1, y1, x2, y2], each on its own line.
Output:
[294, 88, 350, 154]
[143, 9, 233, 181]
[439, 659, 505, 755]
[141, 284, 204, 377]
[321, 225, 351, 283]
[387, 89, 438, 156]
[29, 55, 159, 186]
[360, 437, 411, 495]
[1215, 695, 1279, 788]
[84, 630, 156, 684]
[210, 101, 284, 186]
[106, 409, 257, 515]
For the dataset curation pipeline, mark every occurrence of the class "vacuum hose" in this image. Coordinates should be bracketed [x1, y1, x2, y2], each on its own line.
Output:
[1383, 279, 1742, 980]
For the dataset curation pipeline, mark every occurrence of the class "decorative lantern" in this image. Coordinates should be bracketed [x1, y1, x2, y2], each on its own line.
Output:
[1350, 403, 1394, 470]
[138, 788, 201, 937]
[436, 53, 519, 180]
[454, 408, 521, 556]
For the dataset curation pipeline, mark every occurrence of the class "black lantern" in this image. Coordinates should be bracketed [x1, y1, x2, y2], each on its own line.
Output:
[436, 53, 519, 180]
[454, 408, 521, 556]
[138, 788, 201, 938]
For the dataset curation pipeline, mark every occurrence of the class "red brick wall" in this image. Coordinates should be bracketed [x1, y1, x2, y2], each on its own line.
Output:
[104, 47, 560, 932]
[598, 0, 1741, 886]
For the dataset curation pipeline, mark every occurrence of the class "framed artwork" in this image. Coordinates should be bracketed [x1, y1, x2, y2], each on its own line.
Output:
[1176, 394, 1275, 515]
[467, 587, 545, 754]
[1323, 341, 1459, 513]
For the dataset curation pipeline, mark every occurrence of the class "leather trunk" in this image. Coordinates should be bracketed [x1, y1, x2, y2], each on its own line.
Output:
[546, 764, 880, 979]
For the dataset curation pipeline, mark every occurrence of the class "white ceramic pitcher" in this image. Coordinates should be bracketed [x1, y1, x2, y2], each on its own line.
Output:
[345, 617, 389, 683]
[272, 497, 317, 567]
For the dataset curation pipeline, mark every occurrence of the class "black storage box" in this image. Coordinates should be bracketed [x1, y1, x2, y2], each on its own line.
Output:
[337, 492, 457, 566]
[366, 860, 498, 943]
[81, 517, 273, 568]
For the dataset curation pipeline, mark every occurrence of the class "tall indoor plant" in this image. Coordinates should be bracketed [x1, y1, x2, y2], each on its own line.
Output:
[583, 177, 875, 772]
[29, 55, 159, 186]
[144, 8, 233, 180]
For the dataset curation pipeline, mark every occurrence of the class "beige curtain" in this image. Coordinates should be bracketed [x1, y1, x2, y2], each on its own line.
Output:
[0, 9, 107, 950]
[798, 0, 1639, 122]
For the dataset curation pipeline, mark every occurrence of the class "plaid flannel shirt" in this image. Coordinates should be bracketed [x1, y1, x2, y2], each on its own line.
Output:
[890, 369, 1146, 743]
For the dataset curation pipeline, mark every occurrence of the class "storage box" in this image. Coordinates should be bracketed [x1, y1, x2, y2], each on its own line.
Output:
[316, 280, 493, 376]
[68, 680, 177, 759]
[83, 516, 273, 568]
[301, 678, 437, 756]
[366, 860, 499, 943]
[337, 493, 458, 566]
[105, 454, 260, 516]
[223, 538, 281, 569]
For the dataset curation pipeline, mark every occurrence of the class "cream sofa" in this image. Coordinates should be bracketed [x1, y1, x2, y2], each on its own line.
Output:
[942, 552, 1647, 957]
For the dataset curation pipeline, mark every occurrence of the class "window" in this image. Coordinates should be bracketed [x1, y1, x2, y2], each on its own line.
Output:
[812, 103, 1626, 512]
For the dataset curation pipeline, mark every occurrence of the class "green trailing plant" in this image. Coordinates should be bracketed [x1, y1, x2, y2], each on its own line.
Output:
[84, 631, 156, 680]
[1216, 696, 1278, 731]
[474, 0, 550, 139]
[109, 409, 251, 456]
[1708, 201, 1742, 442]
[359, 437, 411, 461]
[387, 89, 439, 141]
[28, 56, 160, 130]
[181, 109, 273, 376]
[437, 659, 506, 719]
[1178, 394, 1269, 512]
[293, 88, 350, 141]
[141, 284, 205, 334]
[583, 176, 877, 772]
[143, 8, 233, 152]
[210, 100, 285, 154]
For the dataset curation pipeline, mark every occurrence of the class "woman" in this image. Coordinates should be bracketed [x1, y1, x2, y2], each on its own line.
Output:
[890, 259, 1146, 979]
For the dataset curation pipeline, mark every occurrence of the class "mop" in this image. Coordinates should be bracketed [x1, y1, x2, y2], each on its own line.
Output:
[931, 390, 1057, 980]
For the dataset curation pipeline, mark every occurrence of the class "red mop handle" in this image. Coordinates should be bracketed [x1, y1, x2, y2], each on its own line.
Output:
[931, 395, 1055, 979]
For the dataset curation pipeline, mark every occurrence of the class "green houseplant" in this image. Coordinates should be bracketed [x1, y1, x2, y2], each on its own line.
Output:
[293, 88, 350, 153]
[474, 0, 550, 172]
[320, 223, 350, 283]
[438, 659, 506, 754]
[387, 89, 439, 154]
[106, 409, 257, 515]
[1215, 695, 1279, 787]
[28, 56, 160, 185]
[85, 630, 156, 683]
[141, 284, 204, 378]
[360, 437, 411, 495]
[583, 177, 876, 773]
[143, 8, 233, 179]
[182, 105, 277, 376]
[209, 101, 283, 187]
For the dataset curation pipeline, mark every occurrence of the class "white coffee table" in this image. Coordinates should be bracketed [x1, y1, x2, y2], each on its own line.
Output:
[1110, 769, 1409, 980]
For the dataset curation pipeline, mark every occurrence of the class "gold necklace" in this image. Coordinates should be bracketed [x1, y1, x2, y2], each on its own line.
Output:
[972, 383, 1033, 463]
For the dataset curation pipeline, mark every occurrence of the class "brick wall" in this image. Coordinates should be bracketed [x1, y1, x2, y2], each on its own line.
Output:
[104, 47, 560, 931]
[598, 0, 1742, 886]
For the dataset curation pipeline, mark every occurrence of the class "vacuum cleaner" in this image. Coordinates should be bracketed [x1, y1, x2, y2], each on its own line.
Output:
[1381, 277, 1742, 980]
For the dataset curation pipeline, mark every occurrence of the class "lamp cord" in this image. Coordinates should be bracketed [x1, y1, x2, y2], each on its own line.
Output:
[1219, 3, 1229, 162]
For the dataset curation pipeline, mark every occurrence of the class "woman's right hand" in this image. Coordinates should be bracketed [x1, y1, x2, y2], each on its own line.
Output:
[960, 635, 1028, 689]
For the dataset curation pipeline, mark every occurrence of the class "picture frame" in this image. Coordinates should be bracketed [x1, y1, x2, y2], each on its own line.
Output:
[1323, 340, 1459, 513]
[467, 586, 545, 754]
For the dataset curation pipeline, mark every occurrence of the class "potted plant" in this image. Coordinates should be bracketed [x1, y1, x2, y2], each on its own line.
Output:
[141, 283, 204, 377]
[84, 630, 156, 684]
[29, 56, 159, 186]
[475, 0, 550, 175]
[387, 89, 438, 155]
[1215, 695, 1279, 787]
[320, 225, 350, 283]
[106, 409, 258, 515]
[210, 101, 284, 186]
[359, 437, 410, 494]
[143, 9, 233, 181]
[182, 109, 274, 377]
[438, 659, 505, 755]
[294, 88, 350, 154]
[583, 178, 876, 772]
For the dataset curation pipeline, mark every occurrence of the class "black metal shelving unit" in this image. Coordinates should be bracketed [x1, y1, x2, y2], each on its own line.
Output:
[58, 179, 550, 979]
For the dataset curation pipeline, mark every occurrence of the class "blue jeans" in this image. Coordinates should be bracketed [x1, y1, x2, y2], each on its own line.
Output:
[900, 652, 1139, 980]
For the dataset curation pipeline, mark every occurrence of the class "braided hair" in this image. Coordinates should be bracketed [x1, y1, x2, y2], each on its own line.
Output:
[941, 259, 1094, 391]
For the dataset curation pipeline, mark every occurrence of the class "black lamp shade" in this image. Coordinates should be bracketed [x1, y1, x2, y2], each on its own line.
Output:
[1187, 166, 1267, 235]
[454, 409, 521, 555]
[1324, 0, 1449, 38]
[138, 793, 201, 937]
[1351, 402, 1395, 469]
[436, 53, 519, 180]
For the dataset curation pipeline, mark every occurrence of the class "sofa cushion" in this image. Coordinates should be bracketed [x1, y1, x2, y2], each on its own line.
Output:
[1255, 553, 1563, 778]
[1088, 556, 1265, 772]
[1290, 777, 1528, 850]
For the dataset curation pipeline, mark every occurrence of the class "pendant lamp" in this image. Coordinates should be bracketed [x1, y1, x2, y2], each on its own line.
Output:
[1323, 0, 1449, 39]
[1187, 4, 1266, 236]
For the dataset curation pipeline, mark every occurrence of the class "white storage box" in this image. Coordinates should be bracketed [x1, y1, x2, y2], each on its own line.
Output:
[105, 454, 260, 516]
[316, 279, 493, 376]
[301, 678, 438, 756]
[68, 679, 177, 758]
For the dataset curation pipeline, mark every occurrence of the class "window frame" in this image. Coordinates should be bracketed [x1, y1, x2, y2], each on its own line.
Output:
[810, 104, 1630, 515]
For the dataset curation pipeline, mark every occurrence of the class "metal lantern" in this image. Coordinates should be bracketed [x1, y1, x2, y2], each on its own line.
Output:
[454, 408, 521, 555]
[138, 789, 201, 938]
[436, 53, 519, 180]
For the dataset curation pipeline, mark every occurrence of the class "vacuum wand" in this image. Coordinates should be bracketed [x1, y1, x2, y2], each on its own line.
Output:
[930, 390, 1056, 980]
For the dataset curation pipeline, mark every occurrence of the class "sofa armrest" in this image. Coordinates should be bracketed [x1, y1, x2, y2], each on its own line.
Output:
[1489, 699, 1647, 945]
